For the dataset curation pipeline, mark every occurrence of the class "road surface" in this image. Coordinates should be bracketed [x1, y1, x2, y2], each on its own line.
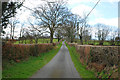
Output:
[30, 41, 80, 78]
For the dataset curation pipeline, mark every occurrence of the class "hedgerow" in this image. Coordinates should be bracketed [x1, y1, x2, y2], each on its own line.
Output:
[2, 43, 55, 62]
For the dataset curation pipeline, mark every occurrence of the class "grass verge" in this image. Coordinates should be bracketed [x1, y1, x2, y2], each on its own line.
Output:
[65, 42, 96, 78]
[2, 42, 62, 79]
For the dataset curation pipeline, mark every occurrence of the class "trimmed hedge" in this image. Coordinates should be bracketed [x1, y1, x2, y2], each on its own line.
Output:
[67, 42, 119, 78]
[2, 43, 55, 62]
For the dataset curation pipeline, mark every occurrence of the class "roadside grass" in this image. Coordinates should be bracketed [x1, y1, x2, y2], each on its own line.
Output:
[65, 42, 96, 78]
[2, 42, 62, 79]
[14, 38, 58, 44]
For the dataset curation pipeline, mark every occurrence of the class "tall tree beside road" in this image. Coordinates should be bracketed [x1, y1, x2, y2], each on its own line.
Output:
[33, 0, 70, 43]
[77, 15, 88, 45]
[82, 28, 92, 44]
[55, 28, 62, 42]
[61, 13, 79, 43]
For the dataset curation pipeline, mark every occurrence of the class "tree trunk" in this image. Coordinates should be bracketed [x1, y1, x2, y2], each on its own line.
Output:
[71, 37, 73, 43]
[35, 38, 38, 44]
[34, 44, 38, 57]
[58, 38, 60, 42]
[58, 35, 60, 42]
[12, 26, 15, 40]
[80, 39, 83, 45]
[10, 26, 12, 39]
[85, 38, 87, 44]
[50, 32, 53, 43]
[12, 36, 14, 40]
[79, 35, 83, 45]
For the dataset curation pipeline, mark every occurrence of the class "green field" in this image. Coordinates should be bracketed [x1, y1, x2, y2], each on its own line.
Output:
[14, 38, 58, 44]
[75, 39, 120, 46]
[65, 42, 96, 78]
[2, 42, 62, 78]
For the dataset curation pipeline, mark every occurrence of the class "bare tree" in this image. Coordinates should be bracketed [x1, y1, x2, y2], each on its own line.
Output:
[30, 30, 40, 44]
[19, 24, 24, 43]
[115, 28, 120, 45]
[32, 0, 70, 43]
[110, 30, 118, 45]
[95, 23, 110, 45]
[77, 15, 88, 45]
[61, 13, 79, 43]
[82, 27, 92, 44]
[110, 28, 120, 45]
[19, 28, 33, 44]
[55, 28, 62, 42]
[19, 28, 27, 44]
[9, 17, 19, 39]
[64, 26, 75, 43]
[25, 29, 34, 44]
[27, 19, 45, 44]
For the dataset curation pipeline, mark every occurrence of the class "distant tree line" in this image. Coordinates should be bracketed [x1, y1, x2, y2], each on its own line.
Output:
[2, 0, 120, 45]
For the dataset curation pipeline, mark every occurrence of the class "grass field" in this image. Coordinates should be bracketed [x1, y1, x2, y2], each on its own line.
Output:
[75, 39, 120, 46]
[2, 42, 62, 79]
[65, 42, 96, 78]
[14, 38, 58, 44]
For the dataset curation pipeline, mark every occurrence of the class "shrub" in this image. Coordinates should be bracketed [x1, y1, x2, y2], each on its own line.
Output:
[68, 43, 119, 78]
[2, 43, 54, 61]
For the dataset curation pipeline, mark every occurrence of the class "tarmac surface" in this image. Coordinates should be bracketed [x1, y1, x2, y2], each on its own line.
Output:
[30, 41, 80, 78]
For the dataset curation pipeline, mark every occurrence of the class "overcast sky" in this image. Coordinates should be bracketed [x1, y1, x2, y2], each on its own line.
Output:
[3, 0, 119, 39]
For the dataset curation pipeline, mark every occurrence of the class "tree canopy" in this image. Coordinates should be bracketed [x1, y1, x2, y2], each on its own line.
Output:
[1, 1, 24, 33]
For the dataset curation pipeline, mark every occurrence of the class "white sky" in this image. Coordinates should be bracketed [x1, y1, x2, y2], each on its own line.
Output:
[3, 0, 119, 39]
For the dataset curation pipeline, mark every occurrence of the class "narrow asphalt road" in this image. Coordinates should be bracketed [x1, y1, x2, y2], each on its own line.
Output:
[30, 41, 80, 78]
